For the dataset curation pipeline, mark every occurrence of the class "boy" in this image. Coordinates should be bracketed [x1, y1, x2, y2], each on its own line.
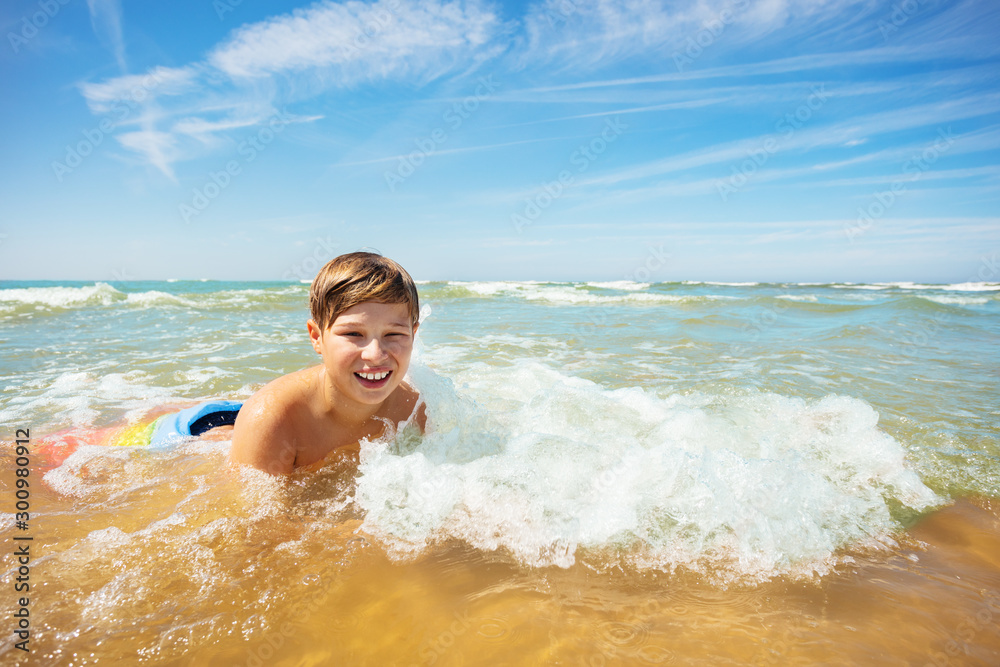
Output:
[229, 252, 425, 475]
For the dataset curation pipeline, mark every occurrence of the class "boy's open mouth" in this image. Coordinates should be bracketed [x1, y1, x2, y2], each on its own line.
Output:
[354, 370, 391, 388]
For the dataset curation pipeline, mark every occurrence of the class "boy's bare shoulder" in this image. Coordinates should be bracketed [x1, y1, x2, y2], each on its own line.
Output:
[238, 368, 316, 428]
[246, 367, 315, 413]
[231, 367, 318, 473]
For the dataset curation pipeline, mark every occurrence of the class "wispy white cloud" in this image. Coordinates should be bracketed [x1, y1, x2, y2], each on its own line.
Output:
[75, 0, 1000, 189]
[573, 93, 1000, 189]
[806, 166, 1000, 188]
[79, 66, 200, 113]
[516, 0, 878, 70]
[117, 128, 178, 180]
[208, 0, 502, 80]
[77, 0, 505, 178]
[517, 41, 995, 95]
[484, 78, 920, 131]
[334, 136, 567, 167]
[889, 0, 1000, 54]
[86, 0, 126, 72]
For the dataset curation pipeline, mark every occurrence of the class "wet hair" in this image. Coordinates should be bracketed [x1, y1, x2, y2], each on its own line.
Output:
[308, 251, 419, 330]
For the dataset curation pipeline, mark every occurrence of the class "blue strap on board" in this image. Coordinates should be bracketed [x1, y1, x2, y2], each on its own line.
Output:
[148, 400, 244, 449]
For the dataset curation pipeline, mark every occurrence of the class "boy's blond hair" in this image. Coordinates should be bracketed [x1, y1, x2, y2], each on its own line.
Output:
[309, 252, 420, 330]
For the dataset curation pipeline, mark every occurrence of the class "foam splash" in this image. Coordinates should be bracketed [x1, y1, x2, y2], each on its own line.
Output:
[586, 281, 651, 291]
[0, 370, 178, 427]
[943, 282, 1000, 291]
[919, 295, 989, 306]
[831, 282, 1000, 292]
[685, 281, 760, 287]
[0, 282, 308, 316]
[0, 282, 124, 309]
[435, 281, 731, 305]
[355, 362, 942, 583]
[124, 291, 198, 307]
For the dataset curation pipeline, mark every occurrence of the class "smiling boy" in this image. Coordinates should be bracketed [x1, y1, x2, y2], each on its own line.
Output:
[230, 252, 424, 474]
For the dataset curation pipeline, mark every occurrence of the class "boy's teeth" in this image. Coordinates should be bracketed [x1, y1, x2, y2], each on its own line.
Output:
[359, 371, 389, 381]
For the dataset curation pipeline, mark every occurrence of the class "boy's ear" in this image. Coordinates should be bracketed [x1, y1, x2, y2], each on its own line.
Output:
[412, 320, 419, 336]
[307, 319, 323, 355]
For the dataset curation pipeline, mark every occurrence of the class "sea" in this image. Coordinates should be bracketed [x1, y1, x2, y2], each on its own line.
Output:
[1, 279, 998, 665]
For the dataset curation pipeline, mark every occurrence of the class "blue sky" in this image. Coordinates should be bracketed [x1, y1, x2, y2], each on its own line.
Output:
[1, 0, 998, 282]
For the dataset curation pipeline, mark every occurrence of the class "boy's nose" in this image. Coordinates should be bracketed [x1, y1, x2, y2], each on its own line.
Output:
[361, 338, 387, 361]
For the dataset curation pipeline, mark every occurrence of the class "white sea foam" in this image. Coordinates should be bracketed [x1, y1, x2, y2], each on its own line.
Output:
[447, 280, 542, 296]
[0, 369, 215, 428]
[43, 446, 130, 498]
[354, 362, 941, 583]
[942, 282, 1000, 291]
[586, 281, 651, 291]
[0, 282, 124, 308]
[684, 281, 759, 287]
[124, 291, 197, 307]
[832, 282, 1000, 292]
[530, 289, 728, 305]
[831, 283, 889, 290]
[0, 283, 310, 314]
[877, 282, 942, 290]
[920, 295, 989, 306]
[444, 281, 729, 305]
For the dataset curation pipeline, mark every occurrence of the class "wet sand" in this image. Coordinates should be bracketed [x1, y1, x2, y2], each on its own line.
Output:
[6, 450, 999, 667]
[277, 498, 1000, 666]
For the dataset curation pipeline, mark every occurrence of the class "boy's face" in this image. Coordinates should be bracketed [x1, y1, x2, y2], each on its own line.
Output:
[307, 301, 418, 407]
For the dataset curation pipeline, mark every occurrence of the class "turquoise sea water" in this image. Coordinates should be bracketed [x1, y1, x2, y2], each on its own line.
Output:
[2, 278, 998, 579]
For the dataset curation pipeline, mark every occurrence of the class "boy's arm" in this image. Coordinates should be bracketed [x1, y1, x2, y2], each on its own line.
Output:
[230, 397, 297, 475]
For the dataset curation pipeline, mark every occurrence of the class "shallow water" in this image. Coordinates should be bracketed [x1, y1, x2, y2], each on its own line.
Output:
[1, 279, 998, 664]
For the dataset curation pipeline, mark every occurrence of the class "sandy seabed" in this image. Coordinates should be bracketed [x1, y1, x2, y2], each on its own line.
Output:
[5, 473, 999, 666]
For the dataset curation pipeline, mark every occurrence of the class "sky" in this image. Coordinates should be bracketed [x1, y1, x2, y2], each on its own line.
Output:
[1, 0, 998, 282]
